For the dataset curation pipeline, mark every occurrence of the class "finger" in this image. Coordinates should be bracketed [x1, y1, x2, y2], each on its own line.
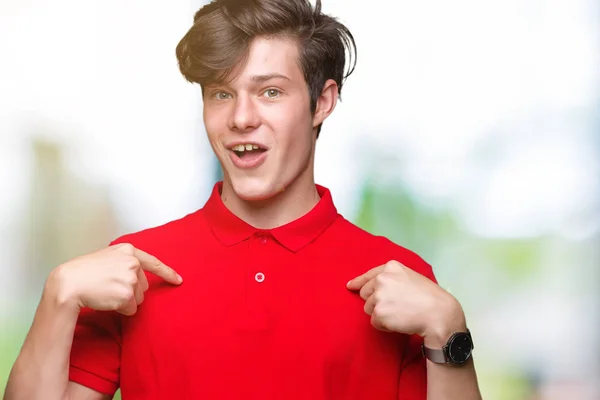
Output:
[347, 265, 385, 290]
[370, 314, 391, 332]
[358, 277, 377, 301]
[133, 248, 182, 285]
[137, 268, 149, 292]
[363, 294, 376, 316]
[134, 282, 144, 305]
[118, 296, 138, 316]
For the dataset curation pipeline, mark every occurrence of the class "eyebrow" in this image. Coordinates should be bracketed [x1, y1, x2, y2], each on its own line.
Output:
[250, 73, 291, 83]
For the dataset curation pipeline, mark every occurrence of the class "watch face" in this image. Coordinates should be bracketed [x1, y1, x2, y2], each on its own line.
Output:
[448, 333, 473, 364]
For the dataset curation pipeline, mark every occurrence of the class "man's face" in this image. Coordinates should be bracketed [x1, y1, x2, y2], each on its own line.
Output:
[203, 36, 323, 201]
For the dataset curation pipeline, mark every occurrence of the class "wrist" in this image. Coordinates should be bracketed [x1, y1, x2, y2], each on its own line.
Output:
[423, 297, 467, 348]
[44, 265, 82, 313]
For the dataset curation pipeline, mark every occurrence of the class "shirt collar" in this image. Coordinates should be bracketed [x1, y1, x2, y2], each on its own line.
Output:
[203, 181, 338, 252]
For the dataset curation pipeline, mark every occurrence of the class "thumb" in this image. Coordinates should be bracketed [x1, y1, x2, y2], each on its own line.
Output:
[117, 297, 138, 316]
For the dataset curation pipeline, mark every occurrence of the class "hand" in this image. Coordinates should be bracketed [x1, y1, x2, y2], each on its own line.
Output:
[47, 243, 183, 316]
[346, 260, 464, 343]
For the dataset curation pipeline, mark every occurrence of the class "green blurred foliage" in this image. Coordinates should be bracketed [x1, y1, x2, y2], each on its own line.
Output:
[354, 178, 542, 282]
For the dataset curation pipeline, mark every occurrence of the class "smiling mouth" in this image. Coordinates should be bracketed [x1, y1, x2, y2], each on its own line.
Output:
[231, 144, 267, 159]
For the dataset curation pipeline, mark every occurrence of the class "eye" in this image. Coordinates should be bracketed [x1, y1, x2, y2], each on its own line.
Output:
[213, 91, 232, 100]
[263, 88, 281, 99]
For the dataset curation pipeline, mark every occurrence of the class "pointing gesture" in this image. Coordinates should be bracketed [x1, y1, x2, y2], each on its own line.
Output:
[124, 244, 182, 285]
[51, 243, 183, 316]
[347, 260, 462, 340]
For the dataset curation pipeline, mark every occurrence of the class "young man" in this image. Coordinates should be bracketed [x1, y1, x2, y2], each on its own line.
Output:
[5, 0, 482, 399]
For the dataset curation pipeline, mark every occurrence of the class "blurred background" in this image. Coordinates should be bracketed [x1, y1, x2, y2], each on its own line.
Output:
[0, 0, 598, 399]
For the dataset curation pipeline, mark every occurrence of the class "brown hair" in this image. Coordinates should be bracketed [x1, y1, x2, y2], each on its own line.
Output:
[175, 0, 357, 136]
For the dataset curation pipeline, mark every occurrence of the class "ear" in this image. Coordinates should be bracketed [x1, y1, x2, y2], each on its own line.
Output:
[312, 79, 339, 128]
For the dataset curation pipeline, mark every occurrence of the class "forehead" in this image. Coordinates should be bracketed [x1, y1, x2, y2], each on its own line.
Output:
[229, 36, 304, 85]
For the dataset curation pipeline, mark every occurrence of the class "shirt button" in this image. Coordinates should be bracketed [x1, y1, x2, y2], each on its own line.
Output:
[255, 232, 269, 244]
[254, 272, 265, 283]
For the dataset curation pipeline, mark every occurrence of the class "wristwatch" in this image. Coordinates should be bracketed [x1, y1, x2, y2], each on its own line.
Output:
[421, 329, 474, 365]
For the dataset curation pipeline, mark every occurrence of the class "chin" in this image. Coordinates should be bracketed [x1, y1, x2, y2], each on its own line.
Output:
[230, 177, 281, 202]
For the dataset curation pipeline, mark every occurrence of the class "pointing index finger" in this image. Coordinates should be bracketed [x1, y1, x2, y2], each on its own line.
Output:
[133, 248, 183, 285]
[347, 265, 385, 291]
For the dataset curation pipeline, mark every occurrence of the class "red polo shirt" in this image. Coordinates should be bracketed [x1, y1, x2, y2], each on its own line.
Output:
[69, 182, 437, 399]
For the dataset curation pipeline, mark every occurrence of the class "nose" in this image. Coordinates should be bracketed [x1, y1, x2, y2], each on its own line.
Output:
[229, 93, 260, 132]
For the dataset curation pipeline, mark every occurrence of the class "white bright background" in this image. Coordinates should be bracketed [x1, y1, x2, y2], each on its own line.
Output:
[0, 1, 598, 399]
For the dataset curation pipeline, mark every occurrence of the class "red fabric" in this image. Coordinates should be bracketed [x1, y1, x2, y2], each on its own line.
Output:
[69, 182, 437, 399]
[69, 307, 121, 396]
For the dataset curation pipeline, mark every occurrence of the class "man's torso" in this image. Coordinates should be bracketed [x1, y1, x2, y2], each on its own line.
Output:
[117, 212, 409, 399]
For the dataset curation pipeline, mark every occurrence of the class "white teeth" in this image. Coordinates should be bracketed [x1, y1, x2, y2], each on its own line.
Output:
[232, 144, 261, 152]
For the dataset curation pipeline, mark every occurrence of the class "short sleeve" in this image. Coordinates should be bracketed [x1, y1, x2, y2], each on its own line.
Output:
[69, 306, 122, 396]
[397, 333, 427, 399]
[68, 239, 126, 396]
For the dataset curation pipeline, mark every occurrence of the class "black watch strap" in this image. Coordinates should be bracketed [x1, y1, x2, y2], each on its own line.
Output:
[421, 344, 448, 364]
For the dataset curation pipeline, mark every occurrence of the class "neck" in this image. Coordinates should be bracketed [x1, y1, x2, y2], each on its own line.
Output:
[220, 173, 320, 230]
